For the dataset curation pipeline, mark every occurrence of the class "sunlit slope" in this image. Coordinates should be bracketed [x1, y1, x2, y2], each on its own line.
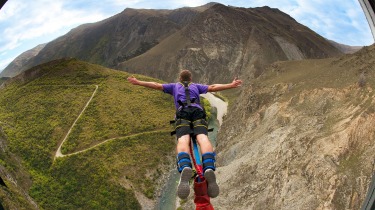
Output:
[0, 58, 175, 209]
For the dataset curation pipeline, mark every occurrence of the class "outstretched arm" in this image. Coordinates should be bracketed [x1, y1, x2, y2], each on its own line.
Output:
[207, 77, 242, 92]
[127, 76, 163, 90]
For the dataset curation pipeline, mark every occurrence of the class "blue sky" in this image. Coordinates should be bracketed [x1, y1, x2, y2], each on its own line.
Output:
[0, 0, 373, 72]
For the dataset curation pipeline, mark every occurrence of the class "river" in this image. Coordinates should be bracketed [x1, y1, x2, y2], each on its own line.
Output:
[155, 93, 227, 210]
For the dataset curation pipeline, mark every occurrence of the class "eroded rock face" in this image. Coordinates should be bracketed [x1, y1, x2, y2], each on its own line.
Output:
[120, 4, 342, 84]
[210, 45, 375, 210]
[216, 88, 373, 209]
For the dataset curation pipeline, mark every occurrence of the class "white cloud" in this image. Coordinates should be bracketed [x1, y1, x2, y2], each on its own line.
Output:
[0, 0, 107, 54]
[0, 56, 16, 71]
[0, 1, 26, 21]
[104, 0, 209, 9]
[244, 0, 373, 46]
[173, 0, 208, 7]
[107, 0, 143, 7]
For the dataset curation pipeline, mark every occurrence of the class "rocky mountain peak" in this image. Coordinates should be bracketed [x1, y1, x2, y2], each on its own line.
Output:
[2, 3, 346, 80]
[119, 4, 342, 84]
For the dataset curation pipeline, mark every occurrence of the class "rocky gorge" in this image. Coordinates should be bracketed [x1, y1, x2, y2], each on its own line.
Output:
[207, 45, 375, 209]
[0, 2, 373, 209]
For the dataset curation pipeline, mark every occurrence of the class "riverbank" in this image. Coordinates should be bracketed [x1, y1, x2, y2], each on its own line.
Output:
[201, 93, 228, 126]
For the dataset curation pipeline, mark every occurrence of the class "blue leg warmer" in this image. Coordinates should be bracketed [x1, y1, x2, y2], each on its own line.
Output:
[202, 152, 216, 172]
[176, 152, 192, 173]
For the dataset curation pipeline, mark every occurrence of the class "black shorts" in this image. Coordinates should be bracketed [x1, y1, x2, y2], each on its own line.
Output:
[175, 107, 208, 139]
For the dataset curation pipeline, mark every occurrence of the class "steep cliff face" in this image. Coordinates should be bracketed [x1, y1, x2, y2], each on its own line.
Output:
[119, 4, 342, 84]
[209, 45, 375, 210]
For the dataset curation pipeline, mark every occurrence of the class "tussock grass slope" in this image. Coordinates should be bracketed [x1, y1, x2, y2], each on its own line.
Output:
[0, 58, 176, 209]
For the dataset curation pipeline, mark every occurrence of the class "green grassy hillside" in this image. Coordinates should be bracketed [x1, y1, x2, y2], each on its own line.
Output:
[0, 58, 176, 209]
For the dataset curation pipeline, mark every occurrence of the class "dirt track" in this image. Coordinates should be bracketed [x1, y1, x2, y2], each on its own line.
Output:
[54, 85, 98, 160]
[53, 85, 169, 160]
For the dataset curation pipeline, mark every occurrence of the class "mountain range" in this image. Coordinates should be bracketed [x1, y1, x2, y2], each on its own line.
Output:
[0, 2, 373, 210]
[1, 2, 357, 80]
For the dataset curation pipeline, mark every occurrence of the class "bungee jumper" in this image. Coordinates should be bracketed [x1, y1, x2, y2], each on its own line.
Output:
[127, 70, 242, 207]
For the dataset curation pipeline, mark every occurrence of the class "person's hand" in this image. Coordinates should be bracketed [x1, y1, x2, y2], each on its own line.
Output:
[231, 77, 242, 87]
[127, 75, 139, 85]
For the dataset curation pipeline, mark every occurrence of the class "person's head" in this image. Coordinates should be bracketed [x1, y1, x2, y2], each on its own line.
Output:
[179, 69, 192, 82]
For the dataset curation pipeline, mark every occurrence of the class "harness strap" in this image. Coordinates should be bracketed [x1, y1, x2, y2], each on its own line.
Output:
[183, 81, 191, 106]
[177, 98, 196, 108]
[175, 119, 191, 129]
[177, 81, 197, 109]
[170, 126, 214, 136]
[193, 119, 208, 128]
